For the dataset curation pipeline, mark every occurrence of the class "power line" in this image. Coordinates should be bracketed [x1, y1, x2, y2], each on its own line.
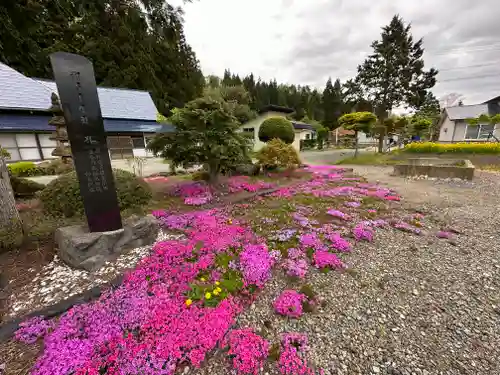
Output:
[437, 72, 500, 83]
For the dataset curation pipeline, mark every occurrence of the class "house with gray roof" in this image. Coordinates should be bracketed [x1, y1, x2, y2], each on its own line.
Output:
[438, 96, 500, 142]
[0, 62, 172, 162]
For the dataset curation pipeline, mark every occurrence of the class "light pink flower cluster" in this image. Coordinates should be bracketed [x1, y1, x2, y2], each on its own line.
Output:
[226, 328, 270, 375]
[436, 231, 453, 239]
[273, 290, 306, 318]
[326, 209, 351, 220]
[353, 224, 374, 242]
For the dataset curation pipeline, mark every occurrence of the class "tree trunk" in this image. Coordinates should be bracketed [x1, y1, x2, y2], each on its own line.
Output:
[354, 131, 359, 158]
[0, 157, 22, 248]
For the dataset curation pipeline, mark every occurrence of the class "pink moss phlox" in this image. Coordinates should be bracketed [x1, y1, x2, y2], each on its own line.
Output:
[326, 233, 352, 252]
[326, 209, 351, 221]
[353, 224, 374, 242]
[313, 250, 344, 270]
[274, 290, 306, 318]
[436, 231, 453, 239]
[278, 333, 315, 375]
[240, 243, 273, 287]
[226, 328, 270, 375]
[14, 316, 54, 345]
[393, 221, 422, 235]
[283, 258, 308, 279]
[299, 233, 324, 250]
[345, 201, 361, 208]
[228, 176, 275, 193]
[18, 209, 262, 375]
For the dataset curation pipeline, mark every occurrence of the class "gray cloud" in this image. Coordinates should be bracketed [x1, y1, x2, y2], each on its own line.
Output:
[282, 0, 500, 104]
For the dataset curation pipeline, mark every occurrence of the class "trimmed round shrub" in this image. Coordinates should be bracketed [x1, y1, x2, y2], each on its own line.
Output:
[256, 139, 301, 170]
[258, 117, 295, 144]
[39, 169, 152, 217]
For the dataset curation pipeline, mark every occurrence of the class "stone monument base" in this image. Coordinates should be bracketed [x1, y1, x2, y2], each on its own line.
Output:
[55, 215, 159, 272]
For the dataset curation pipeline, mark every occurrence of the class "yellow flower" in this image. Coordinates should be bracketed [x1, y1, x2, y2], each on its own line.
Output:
[227, 219, 233, 224]
[215, 281, 220, 286]
[205, 292, 212, 300]
[200, 277, 206, 282]
[213, 289, 220, 296]
[216, 287, 222, 293]
[185, 299, 193, 307]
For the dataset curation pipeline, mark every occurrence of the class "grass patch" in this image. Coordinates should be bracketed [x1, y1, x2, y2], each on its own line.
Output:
[335, 152, 401, 165]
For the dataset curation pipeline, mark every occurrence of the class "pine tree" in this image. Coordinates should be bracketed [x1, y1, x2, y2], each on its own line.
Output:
[356, 15, 438, 151]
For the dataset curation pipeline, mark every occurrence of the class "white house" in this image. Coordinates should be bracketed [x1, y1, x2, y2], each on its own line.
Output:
[438, 96, 500, 142]
[240, 105, 316, 152]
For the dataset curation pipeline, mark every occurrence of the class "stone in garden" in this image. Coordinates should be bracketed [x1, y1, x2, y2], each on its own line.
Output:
[55, 215, 159, 271]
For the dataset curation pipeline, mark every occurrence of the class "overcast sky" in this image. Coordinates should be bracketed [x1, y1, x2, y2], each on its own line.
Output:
[170, 0, 500, 106]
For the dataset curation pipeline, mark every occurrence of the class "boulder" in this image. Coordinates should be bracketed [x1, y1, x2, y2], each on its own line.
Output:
[55, 215, 159, 272]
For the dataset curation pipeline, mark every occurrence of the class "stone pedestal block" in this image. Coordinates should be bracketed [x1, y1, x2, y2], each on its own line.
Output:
[55, 215, 159, 271]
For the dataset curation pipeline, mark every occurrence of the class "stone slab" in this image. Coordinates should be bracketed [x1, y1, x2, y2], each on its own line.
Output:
[55, 215, 159, 271]
[393, 158, 475, 180]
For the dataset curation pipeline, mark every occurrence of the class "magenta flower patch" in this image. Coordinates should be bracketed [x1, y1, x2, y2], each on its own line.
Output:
[313, 250, 344, 270]
[274, 290, 306, 318]
[14, 316, 54, 345]
[226, 328, 269, 375]
[353, 224, 374, 242]
[326, 233, 352, 252]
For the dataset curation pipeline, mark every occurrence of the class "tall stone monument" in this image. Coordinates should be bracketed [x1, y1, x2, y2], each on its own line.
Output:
[50, 52, 122, 233]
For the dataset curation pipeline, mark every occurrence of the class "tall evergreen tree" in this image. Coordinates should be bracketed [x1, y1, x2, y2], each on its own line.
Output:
[322, 78, 343, 130]
[0, 0, 204, 114]
[356, 15, 438, 151]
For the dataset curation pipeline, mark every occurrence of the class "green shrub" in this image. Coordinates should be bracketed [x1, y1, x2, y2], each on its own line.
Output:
[404, 142, 500, 154]
[256, 139, 301, 170]
[7, 161, 43, 177]
[0, 220, 23, 250]
[10, 176, 45, 197]
[39, 169, 152, 217]
[258, 117, 295, 144]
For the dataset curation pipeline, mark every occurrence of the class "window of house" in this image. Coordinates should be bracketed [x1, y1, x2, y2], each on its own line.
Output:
[243, 128, 254, 133]
[305, 134, 310, 140]
[131, 136, 145, 148]
[0, 133, 47, 161]
[465, 124, 496, 140]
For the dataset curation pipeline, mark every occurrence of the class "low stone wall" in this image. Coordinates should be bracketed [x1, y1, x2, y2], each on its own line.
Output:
[393, 158, 475, 180]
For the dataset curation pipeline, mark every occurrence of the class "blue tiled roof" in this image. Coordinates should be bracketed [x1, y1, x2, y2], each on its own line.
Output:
[0, 62, 159, 121]
[0, 114, 171, 133]
[35, 79, 158, 121]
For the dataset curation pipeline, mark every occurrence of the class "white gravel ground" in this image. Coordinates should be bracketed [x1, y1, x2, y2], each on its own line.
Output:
[193, 167, 500, 375]
[6, 231, 183, 318]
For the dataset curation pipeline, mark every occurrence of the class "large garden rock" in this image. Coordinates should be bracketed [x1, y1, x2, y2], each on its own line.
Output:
[55, 215, 159, 272]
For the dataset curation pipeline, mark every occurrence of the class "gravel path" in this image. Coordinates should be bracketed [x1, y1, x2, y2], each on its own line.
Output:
[194, 167, 500, 375]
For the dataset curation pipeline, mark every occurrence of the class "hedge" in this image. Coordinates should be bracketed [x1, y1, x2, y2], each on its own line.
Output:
[404, 142, 500, 154]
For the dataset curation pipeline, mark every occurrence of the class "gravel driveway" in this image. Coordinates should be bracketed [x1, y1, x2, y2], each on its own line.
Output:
[196, 166, 500, 375]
